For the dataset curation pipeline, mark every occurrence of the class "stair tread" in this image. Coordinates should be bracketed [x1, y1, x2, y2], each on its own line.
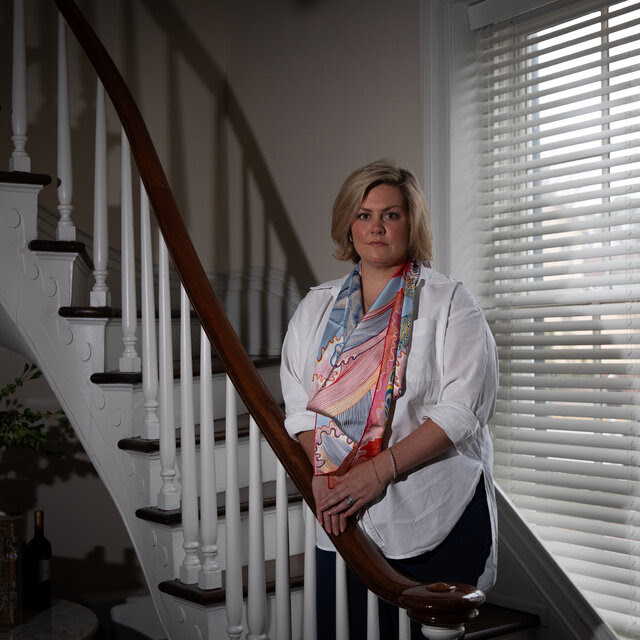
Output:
[136, 476, 303, 526]
[158, 552, 305, 606]
[467, 603, 540, 638]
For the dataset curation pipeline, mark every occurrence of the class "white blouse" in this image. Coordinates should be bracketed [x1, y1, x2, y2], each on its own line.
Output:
[280, 265, 499, 590]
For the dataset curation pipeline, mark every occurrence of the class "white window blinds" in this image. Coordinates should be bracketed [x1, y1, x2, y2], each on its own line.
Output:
[476, 1, 640, 638]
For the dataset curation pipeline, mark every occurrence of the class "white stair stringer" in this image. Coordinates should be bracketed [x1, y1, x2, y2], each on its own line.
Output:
[0, 192, 175, 634]
[0, 178, 301, 639]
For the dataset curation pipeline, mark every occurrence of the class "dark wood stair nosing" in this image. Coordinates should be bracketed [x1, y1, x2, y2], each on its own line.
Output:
[158, 553, 306, 606]
[0, 170, 52, 187]
[59, 306, 197, 320]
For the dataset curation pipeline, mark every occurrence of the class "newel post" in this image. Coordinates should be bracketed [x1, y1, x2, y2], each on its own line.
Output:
[400, 582, 484, 640]
[418, 624, 465, 640]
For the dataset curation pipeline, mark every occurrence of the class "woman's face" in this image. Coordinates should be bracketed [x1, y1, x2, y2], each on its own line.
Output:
[350, 184, 410, 273]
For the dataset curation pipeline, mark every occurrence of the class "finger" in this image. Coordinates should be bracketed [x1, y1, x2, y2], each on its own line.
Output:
[320, 490, 348, 510]
[340, 512, 347, 533]
[326, 495, 358, 517]
[331, 513, 341, 536]
[322, 510, 333, 534]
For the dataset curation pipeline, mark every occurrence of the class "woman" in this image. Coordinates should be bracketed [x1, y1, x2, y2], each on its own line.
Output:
[281, 161, 498, 639]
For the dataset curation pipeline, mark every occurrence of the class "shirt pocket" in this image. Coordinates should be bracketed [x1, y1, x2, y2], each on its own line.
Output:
[405, 318, 440, 383]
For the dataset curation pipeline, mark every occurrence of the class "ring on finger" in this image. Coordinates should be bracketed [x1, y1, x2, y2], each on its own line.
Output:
[345, 495, 355, 507]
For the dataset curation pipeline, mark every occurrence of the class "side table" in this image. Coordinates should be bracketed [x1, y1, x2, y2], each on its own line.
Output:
[0, 599, 98, 639]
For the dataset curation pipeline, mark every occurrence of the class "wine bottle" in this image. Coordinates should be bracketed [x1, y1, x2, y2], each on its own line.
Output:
[24, 510, 52, 611]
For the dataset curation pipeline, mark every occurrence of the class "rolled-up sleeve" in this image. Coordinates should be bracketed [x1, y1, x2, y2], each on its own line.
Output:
[425, 284, 498, 452]
[280, 302, 317, 439]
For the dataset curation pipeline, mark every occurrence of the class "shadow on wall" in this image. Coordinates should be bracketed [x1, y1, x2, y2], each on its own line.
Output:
[136, 0, 316, 343]
[137, 0, 316, 287]
[0, 418, 94, 512]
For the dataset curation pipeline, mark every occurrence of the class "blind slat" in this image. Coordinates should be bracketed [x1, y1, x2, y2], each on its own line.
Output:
[493, 436, 637, 462]
[493, 452, 640, 481]
[487, 258, 640, 281]
[490, 211, 640, 242]
[492, 424, 639, 450]
[495, 478, 640, 510]
[490, 286, 640, 307]
[493, 413, 635, 433]
[489, 272, 640, 295]
[508, 495, 637, 527]
[499, 373, 639, 391]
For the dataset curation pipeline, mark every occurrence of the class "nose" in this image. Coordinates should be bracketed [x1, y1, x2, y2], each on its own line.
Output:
[370, 216, 385, 234]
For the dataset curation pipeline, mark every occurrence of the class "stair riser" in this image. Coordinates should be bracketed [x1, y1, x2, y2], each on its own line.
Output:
[129, 435, 282, 503]
[147, 501, 306, 577]
[129, 363, 282, 438]
[159, 586, 305, 640]
[104, 316, 200, 373]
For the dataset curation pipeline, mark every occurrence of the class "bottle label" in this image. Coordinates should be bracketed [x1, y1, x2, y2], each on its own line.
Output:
[39, 558, 51, 582]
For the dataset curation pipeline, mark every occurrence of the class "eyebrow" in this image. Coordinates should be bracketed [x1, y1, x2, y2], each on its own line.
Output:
[358, 205, 403, 212]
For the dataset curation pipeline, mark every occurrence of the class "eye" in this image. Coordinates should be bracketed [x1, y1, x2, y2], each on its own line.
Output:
[385, 211, 401, 219]
[357, 212, 370, 220]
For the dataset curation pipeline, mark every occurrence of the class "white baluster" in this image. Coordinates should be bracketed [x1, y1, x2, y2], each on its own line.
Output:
[157, 233, 179, 511]
[90, 81, 110, 307]
[140, 186, 159, 438]
[367, 590, 379, 640]
[335, 553, 349, 640]
[247, 416, 267, 640]
[399, 607, 411, 640]
[419, 624, 466, 640]
[119, 129, 140, 372]
[10, 0, 29, 172]
[275, 461, 291, 640]
[56, 14, 75, 240]
[198, 329, 221, 589]
[179, 286, 200, 583]
[225, 376, 244, 639]
[303, 505, 317, 640]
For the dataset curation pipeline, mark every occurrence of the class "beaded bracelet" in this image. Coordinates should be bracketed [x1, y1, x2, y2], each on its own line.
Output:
[388, 447, 398, 481]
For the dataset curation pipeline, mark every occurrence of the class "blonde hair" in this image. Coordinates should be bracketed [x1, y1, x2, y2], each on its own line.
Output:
[331, 160, 433, 263]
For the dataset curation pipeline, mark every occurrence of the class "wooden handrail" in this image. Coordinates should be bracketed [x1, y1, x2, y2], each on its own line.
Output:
[52, 0, 484, 629]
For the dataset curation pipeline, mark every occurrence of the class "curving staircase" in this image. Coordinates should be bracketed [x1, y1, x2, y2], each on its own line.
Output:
[0, 1, 546, 638]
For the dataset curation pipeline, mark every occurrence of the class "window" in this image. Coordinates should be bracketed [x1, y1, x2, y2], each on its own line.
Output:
[477, 1, 640, 638]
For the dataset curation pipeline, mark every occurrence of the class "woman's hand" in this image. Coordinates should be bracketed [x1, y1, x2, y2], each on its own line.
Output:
[312, 474, 346, 536]
[315, 457, 390, 535]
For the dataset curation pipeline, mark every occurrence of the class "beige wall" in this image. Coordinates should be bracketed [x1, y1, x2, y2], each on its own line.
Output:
[3, 0, 424, 288]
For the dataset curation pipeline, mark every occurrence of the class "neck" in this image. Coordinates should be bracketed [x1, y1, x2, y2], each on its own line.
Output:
[360, 261, 404, 313]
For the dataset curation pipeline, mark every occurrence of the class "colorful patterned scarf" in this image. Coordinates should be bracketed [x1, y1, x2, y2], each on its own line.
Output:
[307, 259, 419, 476]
